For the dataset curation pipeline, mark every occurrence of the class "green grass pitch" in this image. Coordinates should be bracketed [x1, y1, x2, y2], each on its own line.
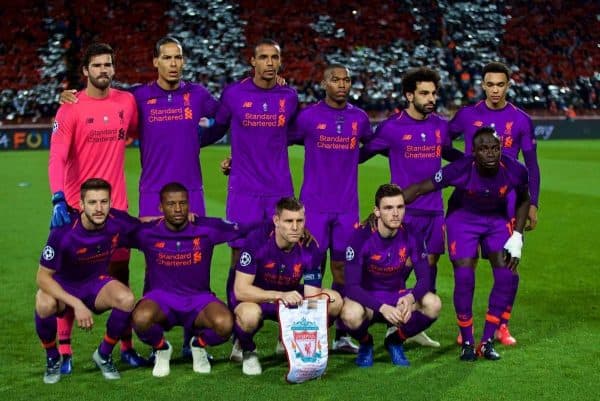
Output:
[1, 140, 599, 400]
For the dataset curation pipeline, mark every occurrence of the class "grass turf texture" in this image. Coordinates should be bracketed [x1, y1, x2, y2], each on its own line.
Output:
[1, 140, 599, 400]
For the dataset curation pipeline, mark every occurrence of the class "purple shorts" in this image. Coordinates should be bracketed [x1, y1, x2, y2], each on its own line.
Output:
[446, 209, 511, 261]
[142, 289, 225, 331]
[139, 188, 206, 218]
[304, 208, 359, 262]
[58, 275, 114, 313]
[403, 213, 445, 255]
[226, 191, 291, 248]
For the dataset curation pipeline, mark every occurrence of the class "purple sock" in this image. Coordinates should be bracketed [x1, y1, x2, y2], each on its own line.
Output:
[347, 318, 371, 344]
[398, 311, 436, 340]
[35, 312, 60, 359]
[453, 266, 475, 344]
[195, 328, 229, 347]
[99, 308, 130, 356]
[500, 273, 519, 325]
[234, 322, 259, 352]
[482, 267, 514, 342]
[135, 323, 166, 349]
[429, 263, 438, 293]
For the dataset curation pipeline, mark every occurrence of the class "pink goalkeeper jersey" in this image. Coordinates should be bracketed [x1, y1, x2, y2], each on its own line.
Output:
[48, 89, 138, 210]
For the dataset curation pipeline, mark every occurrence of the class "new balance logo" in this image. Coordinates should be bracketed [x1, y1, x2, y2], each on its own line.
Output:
[242, 101, 253, 108]
[316, 123, 327, 130]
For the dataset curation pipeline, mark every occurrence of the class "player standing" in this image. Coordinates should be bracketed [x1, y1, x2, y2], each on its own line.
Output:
[288, 63, 373, 352]
[361, 67, 462, 347]
[48, 43, 144, 372]
[404, 127, 530, 361]
[449, 61, 541, 345]
[211, 39, 298, 267]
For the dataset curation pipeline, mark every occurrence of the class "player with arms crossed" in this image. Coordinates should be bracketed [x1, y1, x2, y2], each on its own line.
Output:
[231, 197, 342, 375]
[341, 184, 442, 367]
[449, 62, 540, 345]
[288, 63, 373, 353]
[48, 43, 144, 372]
[404, 127, 530, 361]
[35, 179, 139, 383]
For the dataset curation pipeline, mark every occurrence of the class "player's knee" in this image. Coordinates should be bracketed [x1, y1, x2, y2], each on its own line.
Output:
[211, 311, 234, 337]
[235, 303, 261, 332]
[421, 293, 442, 318]
[114, 289, 135, 312]
[340, 303, 364, 329]
[35, 290, 58, 318]
[324, 290, 342, 317]
[131, 306, 154, 332]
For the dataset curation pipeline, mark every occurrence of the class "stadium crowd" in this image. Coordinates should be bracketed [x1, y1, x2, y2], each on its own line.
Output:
[1, 0, 599, 124]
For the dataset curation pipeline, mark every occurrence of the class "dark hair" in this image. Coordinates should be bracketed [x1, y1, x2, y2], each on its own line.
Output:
[401, 67, 440, 96]
[253, 38, 280, 56]
[482, 62, 510, 81]
[375, 183, 404, 207]
[323, 63, 349, 80]
[276, 197, 304, 214]
[472, 126, 500, 147]
[82, 43, 114, 69]
[154, 36, 182, 58]
[80, 178, 111, 200]
[159, 182, 188, 202]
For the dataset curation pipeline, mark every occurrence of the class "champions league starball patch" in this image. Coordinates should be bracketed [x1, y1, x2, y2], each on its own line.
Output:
[51, 121, 59, 134]
[239, 252, 252, 267]
[434, 169, 443, 183]
[345, 246, 355, 261]
[42, 246, 55, 261]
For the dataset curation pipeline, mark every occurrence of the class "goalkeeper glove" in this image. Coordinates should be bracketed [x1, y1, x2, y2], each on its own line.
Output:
[503, 231, 523, 259]
[51, 191, 71, 228]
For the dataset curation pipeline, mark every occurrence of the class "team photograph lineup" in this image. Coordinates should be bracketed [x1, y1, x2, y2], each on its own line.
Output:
[32, 34, 543, 385]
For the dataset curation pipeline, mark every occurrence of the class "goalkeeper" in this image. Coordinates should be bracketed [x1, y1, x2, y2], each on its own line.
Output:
[403, 126, 530, 362]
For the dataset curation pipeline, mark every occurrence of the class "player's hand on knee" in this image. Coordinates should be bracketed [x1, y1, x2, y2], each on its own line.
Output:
[379, 304, 403, 326]
[51, 191, 71, 228]
[396, 294, 415, 323]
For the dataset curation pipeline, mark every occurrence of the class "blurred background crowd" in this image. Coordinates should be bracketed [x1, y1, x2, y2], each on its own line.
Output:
[1, 0, 598, 124]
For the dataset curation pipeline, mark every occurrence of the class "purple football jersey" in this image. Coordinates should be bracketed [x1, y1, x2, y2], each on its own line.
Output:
[131, 217, 255, 296]
[289, 100, 373, 213]
[449, 100, 535, 157]
[433, 155, 529, 216]
[363, 111, 451, 213]
[344, 224, 430, 312]
[235, 232, 323, 292]
[215, 78, 298, 195]
[133, 81, 219, 194]
[449, 100, 540, 206]
[39, 209, 139, 284]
